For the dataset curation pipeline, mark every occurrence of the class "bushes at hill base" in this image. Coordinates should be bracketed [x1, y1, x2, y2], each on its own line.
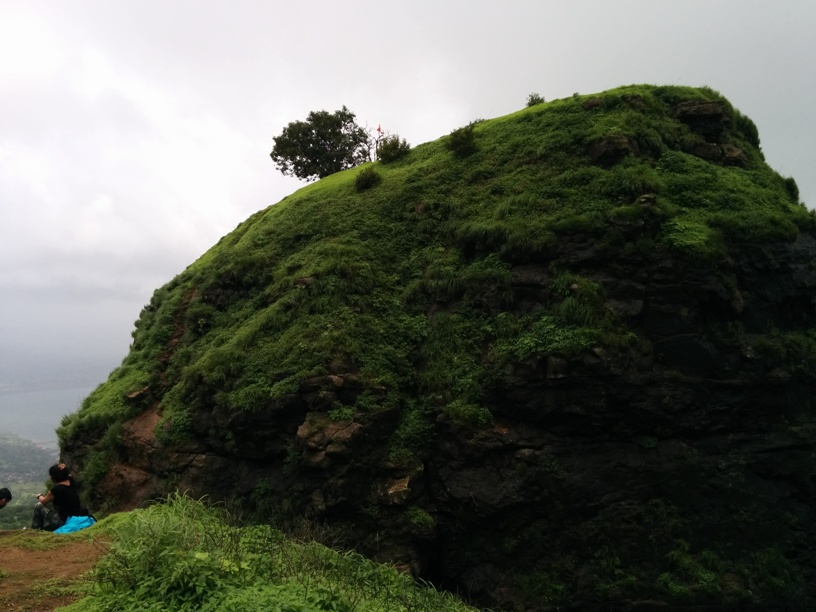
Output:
[62, 495, 476, 612]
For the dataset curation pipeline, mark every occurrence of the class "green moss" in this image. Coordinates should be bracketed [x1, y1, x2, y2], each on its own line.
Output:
[443, 400, 492, 427]
[81, 422, 123, 488]
[742, 548, 802, 597]
[405, 506, 435, 529]
[662, 214, 726, 260]
[57, 365, 150, 449]
[656, 540, 759, 604]
[515, 567, 573, 605]
[753, 328, 816, 377]
[389, 400, 435, 461]
[328, 406, 356, 421]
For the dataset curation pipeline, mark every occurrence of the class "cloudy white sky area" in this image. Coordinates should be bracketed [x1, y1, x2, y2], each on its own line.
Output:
[1, 1, 815, 436]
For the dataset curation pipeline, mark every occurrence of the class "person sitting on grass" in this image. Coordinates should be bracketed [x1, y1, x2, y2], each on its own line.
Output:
[0, 487, 11, 509]
[32, 463, 95, 533]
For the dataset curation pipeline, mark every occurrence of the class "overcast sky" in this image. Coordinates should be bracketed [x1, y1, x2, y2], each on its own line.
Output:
[2, 0, 815, 399]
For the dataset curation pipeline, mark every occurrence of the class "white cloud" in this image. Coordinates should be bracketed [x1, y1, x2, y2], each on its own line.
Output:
[0, 7, 64, 82]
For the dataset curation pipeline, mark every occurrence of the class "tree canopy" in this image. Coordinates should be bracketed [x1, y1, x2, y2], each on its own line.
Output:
[270, 106, 371, 181]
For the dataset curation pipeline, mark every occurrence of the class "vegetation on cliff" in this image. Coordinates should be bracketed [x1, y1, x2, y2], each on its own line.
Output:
[57, 84, 816, 609]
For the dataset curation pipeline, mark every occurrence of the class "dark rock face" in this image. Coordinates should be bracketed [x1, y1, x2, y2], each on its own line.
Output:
[673, 100, 731, 142]
[429, 235, 816, 606]
[674, 100, 752, 168]
[688, 142, 749, 167]
[587, 135, 640, 166]
[69, 225, 816, 609]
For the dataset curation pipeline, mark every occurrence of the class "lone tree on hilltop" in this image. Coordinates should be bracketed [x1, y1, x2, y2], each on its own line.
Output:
[270, 106, 372, 181]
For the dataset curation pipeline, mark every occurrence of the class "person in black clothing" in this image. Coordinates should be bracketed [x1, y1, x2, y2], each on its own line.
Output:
[32, 463, 89, 531]
[0, 487, 11, 509]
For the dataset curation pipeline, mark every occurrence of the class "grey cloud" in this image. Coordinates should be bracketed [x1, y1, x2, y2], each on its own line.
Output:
[2, 0, 814, 441]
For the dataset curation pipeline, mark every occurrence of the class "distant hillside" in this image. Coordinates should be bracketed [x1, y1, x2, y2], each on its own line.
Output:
[0, 433, 57, 529]
[59, 85, 816, 609]
[0, 433, 57, 482]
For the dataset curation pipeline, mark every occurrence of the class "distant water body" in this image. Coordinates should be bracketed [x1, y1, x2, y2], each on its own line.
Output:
[0, 386, 93, 448]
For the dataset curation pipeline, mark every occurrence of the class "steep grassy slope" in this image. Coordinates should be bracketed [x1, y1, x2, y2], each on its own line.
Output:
[60, 84, 809, 459]
[58, 85, 816, 608]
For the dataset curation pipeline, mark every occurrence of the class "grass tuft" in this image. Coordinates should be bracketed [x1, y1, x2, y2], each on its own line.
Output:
[62, 494, 476, 612]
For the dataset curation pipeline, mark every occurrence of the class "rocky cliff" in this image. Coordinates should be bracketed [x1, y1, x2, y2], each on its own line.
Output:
[60, 85, 816, 609]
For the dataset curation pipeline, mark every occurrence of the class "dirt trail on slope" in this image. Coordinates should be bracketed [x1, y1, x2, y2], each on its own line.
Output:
[0, 530, 106, 611]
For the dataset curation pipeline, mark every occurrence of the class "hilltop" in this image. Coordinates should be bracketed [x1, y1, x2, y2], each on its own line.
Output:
[58, 85, 816, 609]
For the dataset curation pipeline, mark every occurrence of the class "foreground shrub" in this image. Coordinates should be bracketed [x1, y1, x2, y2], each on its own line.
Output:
[446, 122, 478, 158]
[355, 166, 382, 192]
[65, 494, 476, 612]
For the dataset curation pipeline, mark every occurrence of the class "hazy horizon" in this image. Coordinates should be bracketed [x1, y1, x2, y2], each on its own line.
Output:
[0, 385, 93, 448]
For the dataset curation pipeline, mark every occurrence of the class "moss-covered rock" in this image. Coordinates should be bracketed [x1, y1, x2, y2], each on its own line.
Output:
[60, 84, 816, 609]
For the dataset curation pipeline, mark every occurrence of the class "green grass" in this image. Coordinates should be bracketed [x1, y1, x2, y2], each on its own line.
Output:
[61, 494, 476, 612]
[0, 519, 95, 551]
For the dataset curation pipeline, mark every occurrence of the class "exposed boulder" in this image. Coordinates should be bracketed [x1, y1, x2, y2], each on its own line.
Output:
[721, 142, 749, 166]
[673, 99, 731, 141]
[587, 134, 640, 166]
[688, 141, 749, 167]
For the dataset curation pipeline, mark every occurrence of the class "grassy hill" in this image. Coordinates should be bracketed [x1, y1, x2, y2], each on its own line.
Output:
[56, 84, 816, 609]
[61, 84, 810, 465]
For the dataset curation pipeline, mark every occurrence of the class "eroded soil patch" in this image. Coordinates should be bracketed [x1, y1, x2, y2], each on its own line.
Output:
[0, 530, 106, 611]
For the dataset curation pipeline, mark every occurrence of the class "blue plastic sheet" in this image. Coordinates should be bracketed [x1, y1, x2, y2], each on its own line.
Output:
[54, 515, 96, 534]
